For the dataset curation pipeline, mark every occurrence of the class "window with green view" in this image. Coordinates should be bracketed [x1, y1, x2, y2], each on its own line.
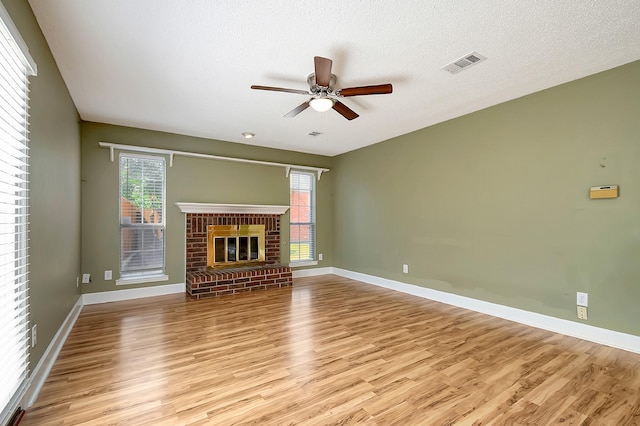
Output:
[290, 171, 315, 262]
[119, 154, 166, 277]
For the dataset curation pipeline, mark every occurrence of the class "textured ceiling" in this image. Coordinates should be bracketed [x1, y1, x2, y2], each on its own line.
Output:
[28, 0, 640, 156]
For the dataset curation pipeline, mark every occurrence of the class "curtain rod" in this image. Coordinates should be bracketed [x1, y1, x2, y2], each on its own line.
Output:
[98, 142, 330, 180]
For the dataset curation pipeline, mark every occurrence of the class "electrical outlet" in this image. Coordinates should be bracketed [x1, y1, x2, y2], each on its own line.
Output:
[104, 270, 112, 280]
[577, 292, 588, 307]
[82, 273, 91, 284]
[31, 324, 37, 347]
[318, 253, 323, 261]
[402, 264, 409, 274]
[577, 306, 588, 320]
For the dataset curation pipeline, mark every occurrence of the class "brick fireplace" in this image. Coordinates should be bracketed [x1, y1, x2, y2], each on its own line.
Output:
[177, 203, 292, 299]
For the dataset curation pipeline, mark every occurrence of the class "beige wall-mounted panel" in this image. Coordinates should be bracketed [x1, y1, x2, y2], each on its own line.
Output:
[589, 185, 618, 199]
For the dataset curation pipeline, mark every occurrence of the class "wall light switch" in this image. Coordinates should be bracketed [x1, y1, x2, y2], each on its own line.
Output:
[577, 292, 588, 307]
[104, 270, 112, 280]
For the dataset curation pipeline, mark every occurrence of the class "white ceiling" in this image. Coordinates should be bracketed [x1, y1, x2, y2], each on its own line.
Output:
[28, 0, 640, 157]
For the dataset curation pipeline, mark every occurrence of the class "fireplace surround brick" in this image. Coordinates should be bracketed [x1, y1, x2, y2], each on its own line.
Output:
[185, 213, 292, 299]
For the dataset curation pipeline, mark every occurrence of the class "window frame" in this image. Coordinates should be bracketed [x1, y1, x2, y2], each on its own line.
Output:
[0, 2, 37, 424]
[117, 152, 168, 285]
[289, 170, 317, 266]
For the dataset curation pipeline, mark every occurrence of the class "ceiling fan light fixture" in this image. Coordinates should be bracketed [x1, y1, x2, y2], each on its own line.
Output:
[251, 55, 391, 120]
[309, 97, 334, 112]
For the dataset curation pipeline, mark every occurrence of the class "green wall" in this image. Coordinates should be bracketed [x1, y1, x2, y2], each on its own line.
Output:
[333, 60, 640, 336]
[81, 122, 333, 293]
[2, 0, 82, 366]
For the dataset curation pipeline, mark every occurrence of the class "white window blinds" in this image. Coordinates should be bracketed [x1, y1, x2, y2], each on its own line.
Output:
[290, 171, 315, 262]
[119, 154, 166, 277]
[0, 2, 36, 423]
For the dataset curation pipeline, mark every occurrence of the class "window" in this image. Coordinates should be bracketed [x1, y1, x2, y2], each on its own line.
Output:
[289, 171, 315, 263]
[119, 154, 166, 282]
[0, 3, 36, 423]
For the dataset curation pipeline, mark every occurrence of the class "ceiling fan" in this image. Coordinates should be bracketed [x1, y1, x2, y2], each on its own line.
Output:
[251, 56, 393, 120]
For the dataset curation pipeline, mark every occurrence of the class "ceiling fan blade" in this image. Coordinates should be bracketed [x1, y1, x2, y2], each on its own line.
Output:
[314, 56, 332, 87]
[332, 101, 359, 120]
[251, 85, 310, 95]
[284, 100, 311, 118]
[337, 84, 393, 97]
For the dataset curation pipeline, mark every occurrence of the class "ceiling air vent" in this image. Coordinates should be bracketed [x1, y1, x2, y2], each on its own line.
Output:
[442, 51, 487, 74]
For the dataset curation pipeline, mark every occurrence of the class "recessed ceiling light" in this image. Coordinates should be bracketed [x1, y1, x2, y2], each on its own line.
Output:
[242, 132, 255, 139]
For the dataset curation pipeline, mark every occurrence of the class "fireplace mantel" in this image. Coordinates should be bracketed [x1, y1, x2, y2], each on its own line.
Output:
[176, 202, 289, 215]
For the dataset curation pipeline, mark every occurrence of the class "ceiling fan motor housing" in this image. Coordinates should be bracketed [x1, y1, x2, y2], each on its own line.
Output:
[307, 73, 337, 95]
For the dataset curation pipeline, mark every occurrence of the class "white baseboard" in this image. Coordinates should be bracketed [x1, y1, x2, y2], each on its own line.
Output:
[82, 282, 186, 305]
[23, 295, 84, 408]
[292, 267, 334, 278]
[331, 268, 640, 354]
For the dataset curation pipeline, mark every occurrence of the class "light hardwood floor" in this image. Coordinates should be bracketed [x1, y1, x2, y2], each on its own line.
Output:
[23, 275, 640, 425]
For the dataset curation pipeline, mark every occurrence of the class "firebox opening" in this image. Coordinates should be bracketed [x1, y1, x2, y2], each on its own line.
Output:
[207, 224, 265, 269]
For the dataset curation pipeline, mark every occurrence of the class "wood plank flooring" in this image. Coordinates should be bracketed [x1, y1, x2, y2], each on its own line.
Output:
[23, 275, 640, 425]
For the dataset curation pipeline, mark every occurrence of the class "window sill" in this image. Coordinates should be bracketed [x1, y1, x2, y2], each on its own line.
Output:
[289, 260, 318, 267]
[116, 274, 169, 286]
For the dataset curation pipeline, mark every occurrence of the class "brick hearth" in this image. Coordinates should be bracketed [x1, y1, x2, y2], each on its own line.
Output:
[184, 212, 292, 299]
[187, 265, 292, 299]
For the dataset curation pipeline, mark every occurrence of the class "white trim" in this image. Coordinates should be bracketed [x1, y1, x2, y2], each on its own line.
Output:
[118, 151, 166, 162]
[293, 267, 333, 278]
[22, 296, 83, 408]
[99, 142, 330, 180]
[175, 202, 289, 215]
[116, 274, 169, 286]
[326, 268, 640, 354]
[289, 260, 318, 268]
[83, 282, 185, 305]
